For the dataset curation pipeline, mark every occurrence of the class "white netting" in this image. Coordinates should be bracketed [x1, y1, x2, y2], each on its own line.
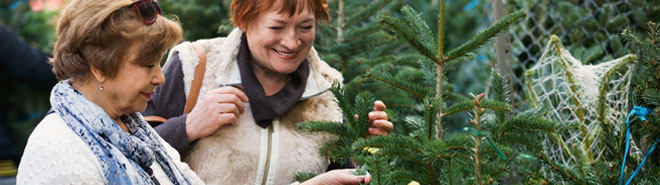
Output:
[509, 0, 646, 106]
[524, 35, 638, 178]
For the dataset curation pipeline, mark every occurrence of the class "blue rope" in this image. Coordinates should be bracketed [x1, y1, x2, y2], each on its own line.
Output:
[626, 139, 660, 185]
[619, 106, 654, 185]
[10, 0, 24, 10]
[464, 0, 481, 11]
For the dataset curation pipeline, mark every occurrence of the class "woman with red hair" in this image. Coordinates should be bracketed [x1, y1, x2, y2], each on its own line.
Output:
[143, 0, 393, 184]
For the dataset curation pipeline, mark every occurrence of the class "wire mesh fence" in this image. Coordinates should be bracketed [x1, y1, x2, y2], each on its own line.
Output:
[510, 0, 649, 105]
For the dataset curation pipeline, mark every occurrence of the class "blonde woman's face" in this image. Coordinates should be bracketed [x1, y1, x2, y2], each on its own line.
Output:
[244, 4, 316, 75]
[101, 45, 165, 115]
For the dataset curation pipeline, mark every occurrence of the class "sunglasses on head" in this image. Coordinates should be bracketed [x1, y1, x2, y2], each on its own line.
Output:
[128, 0, 162, 25]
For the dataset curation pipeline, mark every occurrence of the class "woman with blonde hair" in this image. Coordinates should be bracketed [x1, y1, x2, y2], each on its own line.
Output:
[16, 0, 203, 184]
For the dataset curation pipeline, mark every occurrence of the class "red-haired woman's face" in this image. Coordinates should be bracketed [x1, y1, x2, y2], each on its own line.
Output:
[244, 4, 316, 75]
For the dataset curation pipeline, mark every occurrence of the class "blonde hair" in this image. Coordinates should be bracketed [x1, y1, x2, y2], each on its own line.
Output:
[51, 0, 183, 81]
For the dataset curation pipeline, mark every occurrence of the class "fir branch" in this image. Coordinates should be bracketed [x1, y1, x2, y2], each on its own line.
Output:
[437, 0, 445, 60]
[353, 92, 375, 137]
[297, 121, 357, 138]
[294, 172, 317, 182]
[377, 15, 440, 64]
[424, 98, 441, 141]
[345, 24, 385, 41]
[400, 5, 437, 57]
[422, 140, 448, 162]
[433, 0, 447, 141]
[352, 135, 424, 153]
[445, 91, 471, 102]
[442, 99, 511, 118]
[389, 170, 432, 185]
[392, 53, 425, 65]
[317, 139, 352, 162]
[419, 57, 438, 89]
[477, 99, 513, 111]
[332, 32, 394, 56]
[373, 147, 425, 164]
[344, 0, 394, 27]
[538, 154, 587, 185]
[366, 71, 433, 98]
[448, 158, 454, 185]
[445, 52, 478, 66]
[329, 82, 355, 123]
[318, 24, 337, 46]
[489, 71, 510, 129]
[446, 10, 527, 62]
[500, 116, 571, 134]
[642, 88, 660, 106]
[471, 94, 486, 185]
[444, 134, 474, 152]
[404, 115, 425, 131]
[516, 104, 550, 117]
[499, 134, 544, 150]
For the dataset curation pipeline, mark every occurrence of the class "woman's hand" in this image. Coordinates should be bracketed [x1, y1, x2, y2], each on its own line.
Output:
[301, 169, 371, 185]
[185, 86, 249, 142]
[367, 100, 393, 136]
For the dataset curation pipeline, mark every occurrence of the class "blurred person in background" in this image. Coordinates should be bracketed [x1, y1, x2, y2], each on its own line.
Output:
[0, 24, 56, 185]
[0, 1, 62, 184]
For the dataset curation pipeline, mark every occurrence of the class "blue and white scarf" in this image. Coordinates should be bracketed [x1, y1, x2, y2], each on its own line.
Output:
[50, 80, 191, 185]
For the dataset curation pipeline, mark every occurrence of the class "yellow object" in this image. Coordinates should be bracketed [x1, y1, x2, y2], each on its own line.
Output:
[0, 160, 17, 177]
[408, 181, 420, 185]
[363, 147, 380, 154]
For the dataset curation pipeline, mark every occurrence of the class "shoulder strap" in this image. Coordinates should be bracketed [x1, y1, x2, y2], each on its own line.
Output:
[183, 44, 207, 114]
[143, 44, 206, 124]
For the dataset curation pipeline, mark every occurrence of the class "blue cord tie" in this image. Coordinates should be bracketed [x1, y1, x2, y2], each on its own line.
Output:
[10, 0, 24, 10]
[464, 0, 481, 11]
[619, 106, 655, 185]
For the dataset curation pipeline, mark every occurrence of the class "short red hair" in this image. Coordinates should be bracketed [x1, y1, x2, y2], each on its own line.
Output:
[231, 0, 329, 30]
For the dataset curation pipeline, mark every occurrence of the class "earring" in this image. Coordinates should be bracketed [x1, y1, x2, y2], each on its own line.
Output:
[99, 84, 104, 92]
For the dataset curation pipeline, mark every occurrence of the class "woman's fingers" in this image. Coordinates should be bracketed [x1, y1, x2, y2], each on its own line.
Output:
[373, 100, 386, 111]
[217, 112, 238, 125]
[216, 103, 240, 118]
[368, 111, 388, 121]
[186, 87, 250, 141]
[210, 87, 249, 114]
[216, 86, 249, 102]
[333, 169, 371, 185]
[368, 127, 389, 136]
[372, 120, 393, 133]
[362, 101, 393, 136]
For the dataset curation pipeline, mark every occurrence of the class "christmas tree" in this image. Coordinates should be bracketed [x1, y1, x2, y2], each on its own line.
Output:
[623, 21, 660, 185]
[298, 1, 570, 184]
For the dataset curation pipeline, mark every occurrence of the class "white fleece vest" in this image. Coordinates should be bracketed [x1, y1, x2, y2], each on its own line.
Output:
[166, 28, 344, 185]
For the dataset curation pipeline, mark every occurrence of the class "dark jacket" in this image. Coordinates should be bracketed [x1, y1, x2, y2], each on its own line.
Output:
[0, 25, 57, 163]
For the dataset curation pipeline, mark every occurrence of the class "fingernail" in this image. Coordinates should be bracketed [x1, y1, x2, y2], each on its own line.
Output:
[357, 176, 365, 183]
